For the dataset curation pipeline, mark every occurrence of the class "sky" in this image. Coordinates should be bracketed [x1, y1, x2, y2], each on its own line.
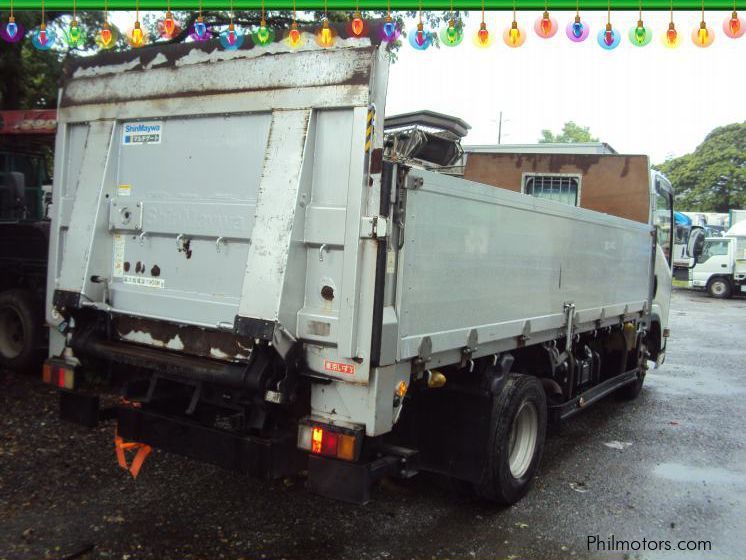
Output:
[385, 11, 746, 164]
[109, 10, 745, 164]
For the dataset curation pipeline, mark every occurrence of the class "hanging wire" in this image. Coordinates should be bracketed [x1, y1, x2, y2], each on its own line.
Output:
[482, 0, 486, 24]
[607, 0, 611, 25]
[669, 0, 673, 23]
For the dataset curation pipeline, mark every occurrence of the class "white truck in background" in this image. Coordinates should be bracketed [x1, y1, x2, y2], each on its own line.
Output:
[688, 220, 746, 298]
[43, 26, 673, 505]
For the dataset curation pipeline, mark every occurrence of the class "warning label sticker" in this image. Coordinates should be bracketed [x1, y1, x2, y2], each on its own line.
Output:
[123, 275, 165, 289]
[324, 360, 356, 375]
[112, 234, 125, 277]
[122, 121, 162, 145]
[117, 184, 132, 197]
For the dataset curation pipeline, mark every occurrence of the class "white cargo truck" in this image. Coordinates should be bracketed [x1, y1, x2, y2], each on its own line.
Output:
[687, 221, 746, 298]
[44, 25, 672, 504]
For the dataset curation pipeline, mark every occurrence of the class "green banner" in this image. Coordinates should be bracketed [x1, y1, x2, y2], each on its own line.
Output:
[1, 1, 738, 9]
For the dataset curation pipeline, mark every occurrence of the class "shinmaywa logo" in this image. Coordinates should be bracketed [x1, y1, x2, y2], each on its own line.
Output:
[125, 123, 161, 134]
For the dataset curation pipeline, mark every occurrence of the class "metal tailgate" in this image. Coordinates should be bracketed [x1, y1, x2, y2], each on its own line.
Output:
[49, 38, 389, 383]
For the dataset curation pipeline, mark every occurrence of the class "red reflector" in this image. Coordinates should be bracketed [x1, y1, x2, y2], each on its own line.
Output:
[321, 431, 338, 456]
[57, 368, 66, 388]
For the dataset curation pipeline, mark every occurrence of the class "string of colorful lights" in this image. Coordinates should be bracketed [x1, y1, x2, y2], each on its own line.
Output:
[1, 2, 743, 50]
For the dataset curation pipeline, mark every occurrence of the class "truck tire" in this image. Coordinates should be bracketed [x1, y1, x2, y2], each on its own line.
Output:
[707, 278, 731, 299]
[474, 374, 547, 505]
[0, 289, 43, 373]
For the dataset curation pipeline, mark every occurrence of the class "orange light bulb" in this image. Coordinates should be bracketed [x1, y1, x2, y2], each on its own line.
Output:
[351, 12, 365, 36]
[289, 23, 301, 46]
[666, 22, 677, 44]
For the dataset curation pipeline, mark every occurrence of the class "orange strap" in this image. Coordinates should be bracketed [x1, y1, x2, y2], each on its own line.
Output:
[114, 429, 152, 478]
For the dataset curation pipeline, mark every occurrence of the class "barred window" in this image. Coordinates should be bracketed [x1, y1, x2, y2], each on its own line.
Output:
[524, 174, 580, 206]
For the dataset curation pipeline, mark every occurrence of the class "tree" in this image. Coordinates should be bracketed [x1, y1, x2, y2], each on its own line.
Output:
[539, 121, 598, 144]
[655, 122, 746, 213]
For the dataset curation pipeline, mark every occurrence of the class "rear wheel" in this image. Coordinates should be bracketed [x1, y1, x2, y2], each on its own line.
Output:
[0, 289, 42, 372]
[707, 278, 731, 299]
[474, 374, 547, 505]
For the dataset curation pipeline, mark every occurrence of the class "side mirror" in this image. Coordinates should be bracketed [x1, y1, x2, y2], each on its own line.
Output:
[687, 227, 705, 262]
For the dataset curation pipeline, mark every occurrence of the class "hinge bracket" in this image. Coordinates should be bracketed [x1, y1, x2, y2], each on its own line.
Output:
[360, 215, 388, 239]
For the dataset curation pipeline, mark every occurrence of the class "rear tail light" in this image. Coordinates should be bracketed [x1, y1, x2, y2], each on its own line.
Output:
[298, 420, 362, 462]
[42, 360, 76, 390]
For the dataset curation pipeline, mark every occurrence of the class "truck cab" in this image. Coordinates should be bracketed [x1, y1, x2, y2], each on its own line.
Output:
[0, 113, 55, 371]
[688, 227, 746, 298]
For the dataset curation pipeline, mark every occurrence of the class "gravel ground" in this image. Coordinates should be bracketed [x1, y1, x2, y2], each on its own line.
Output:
[1, 288, 745, 560]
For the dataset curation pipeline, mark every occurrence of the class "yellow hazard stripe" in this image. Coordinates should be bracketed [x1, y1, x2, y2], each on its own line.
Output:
[365, 108, 375, 152]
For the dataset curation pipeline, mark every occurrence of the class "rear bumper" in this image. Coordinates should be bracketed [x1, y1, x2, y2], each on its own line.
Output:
[117, 406, 305, 479]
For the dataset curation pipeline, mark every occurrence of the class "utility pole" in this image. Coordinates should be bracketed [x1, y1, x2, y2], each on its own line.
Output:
[497, 111, 503, 145]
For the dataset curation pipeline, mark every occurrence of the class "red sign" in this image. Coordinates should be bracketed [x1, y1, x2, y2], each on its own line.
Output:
[324, 360, 356, 375]
[0, 110, 57, 135]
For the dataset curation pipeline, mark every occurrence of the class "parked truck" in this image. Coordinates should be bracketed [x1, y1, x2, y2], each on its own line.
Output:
[687, 220, 746, 298]
[0, 110, 55, 371]
[43, 28, 672, 505]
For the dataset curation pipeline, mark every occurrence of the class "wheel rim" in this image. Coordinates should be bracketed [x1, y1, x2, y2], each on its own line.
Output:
[711, 281, 726, 296]
[0, 306, 25, 360]
[508, 400, 539, 479]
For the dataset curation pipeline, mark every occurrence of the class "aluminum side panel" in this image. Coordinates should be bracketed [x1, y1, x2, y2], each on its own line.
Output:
[396, 170, 652, 361]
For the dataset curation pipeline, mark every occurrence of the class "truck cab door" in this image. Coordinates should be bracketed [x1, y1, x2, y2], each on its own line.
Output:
[691, 238, 732, 287]
[651, 174, 673, 340]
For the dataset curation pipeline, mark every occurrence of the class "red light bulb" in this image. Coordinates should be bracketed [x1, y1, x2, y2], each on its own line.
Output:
[351, 12, 365, 36]
[730, 14, 741, 35]
[415, 22, 425, 46]
[604, 24, 613, 45]
[164, 12, 175, 35]
[540, 12, 552, 36]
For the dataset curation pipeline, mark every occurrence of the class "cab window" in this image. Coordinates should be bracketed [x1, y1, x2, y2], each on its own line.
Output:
[699, 239, 730, 262]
